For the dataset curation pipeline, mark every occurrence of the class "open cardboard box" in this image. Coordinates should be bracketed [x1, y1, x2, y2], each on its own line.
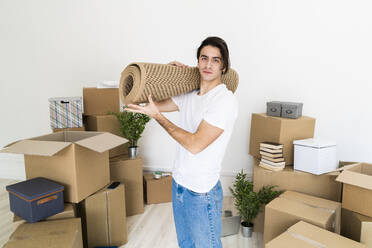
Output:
[336, 162, 372, 217]
[1, 131, 127, 203]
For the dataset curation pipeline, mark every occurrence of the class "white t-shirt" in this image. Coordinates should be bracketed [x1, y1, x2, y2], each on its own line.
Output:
[171, 84, 239, 193]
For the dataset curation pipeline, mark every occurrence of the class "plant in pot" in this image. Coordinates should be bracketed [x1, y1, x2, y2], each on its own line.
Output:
[111, 107, 151, 158]
[229, 170, 282, 238]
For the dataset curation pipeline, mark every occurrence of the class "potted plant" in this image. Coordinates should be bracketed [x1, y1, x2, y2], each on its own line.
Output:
[230, 170, 282, 237]
[111, 107, 151, 158]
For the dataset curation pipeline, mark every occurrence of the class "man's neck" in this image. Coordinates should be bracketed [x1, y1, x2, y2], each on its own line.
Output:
[198, 78, 222, 96]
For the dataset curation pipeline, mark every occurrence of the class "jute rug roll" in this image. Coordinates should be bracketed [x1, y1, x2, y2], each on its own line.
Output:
[119, 63, 239, 104]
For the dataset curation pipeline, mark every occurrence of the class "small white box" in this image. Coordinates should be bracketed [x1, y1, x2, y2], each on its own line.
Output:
[293, 138, 338, 175]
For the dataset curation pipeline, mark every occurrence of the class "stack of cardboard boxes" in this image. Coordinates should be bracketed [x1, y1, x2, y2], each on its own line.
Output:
[249, 113, 371, 247]
[2, 86, 174, 248]
[2, 131, 128, 247]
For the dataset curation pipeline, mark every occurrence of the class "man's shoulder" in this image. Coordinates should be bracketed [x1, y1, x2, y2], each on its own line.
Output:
[211, 85, 237, 105]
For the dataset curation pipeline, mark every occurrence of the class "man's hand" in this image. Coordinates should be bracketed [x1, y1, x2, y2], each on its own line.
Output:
[126, 95, 161, 119]
[168, 61, 188, 67]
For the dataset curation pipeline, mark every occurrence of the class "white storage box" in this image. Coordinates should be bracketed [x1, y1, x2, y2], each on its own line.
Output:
[48, 97, 83, 129]
[293, 138, 338, 175]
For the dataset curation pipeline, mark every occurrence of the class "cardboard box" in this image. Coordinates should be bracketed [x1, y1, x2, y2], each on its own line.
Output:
[143, 173, 172, 204]
[249, 113, 316, 165]
[341, 208, 372, 247]
[110, 155, 144, 216]
[294, 138, 338, 175]
[264, 190, 341, 244]
[82, 183, 127, 248]
[13, 203, 76, 231]
[253, 159, 356, 233]
[4, 218, 83, 248]
[53, 126, 85, 132]
[336, 163, 372, 218]
[1, 131, 127, 203]
[84, 115, 128, 158]
[83, 88, 120, 115]
[266, 221, 367, 248]
[253, 158, 342, 201]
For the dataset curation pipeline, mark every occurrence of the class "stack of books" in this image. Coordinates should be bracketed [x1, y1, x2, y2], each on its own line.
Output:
[259, 142, 285, 171]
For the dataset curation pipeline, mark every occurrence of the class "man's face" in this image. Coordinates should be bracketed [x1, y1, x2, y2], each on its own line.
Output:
[197, 45, 224, 82]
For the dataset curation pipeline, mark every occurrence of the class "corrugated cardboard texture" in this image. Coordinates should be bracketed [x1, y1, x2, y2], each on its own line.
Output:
[84, 115, 128, 158]
[5, 218, 83, 248]
[249, 113, 315, 165]
[83, 183, 127, 248]
[143, 173, 172, 204]
[110, 155, 144, 216]
[266, 221, 367, 248]
[83, 88, 120, 115]
[264, 191, 340, 244]
[13, 203, 76, 231]
[336, 163, 372, 217]
[119, 63, 239, 104]
[342, 208, 372, 247]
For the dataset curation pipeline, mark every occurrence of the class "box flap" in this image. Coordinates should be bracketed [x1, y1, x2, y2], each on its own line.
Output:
[325, 163, 360, 175]
[336, 169, 372, 190]
[0, 140, 71, 156]
[75, 132, 128, 153]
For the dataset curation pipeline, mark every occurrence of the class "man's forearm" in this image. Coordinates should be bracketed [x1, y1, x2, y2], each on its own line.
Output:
[154, 113, 198, 154]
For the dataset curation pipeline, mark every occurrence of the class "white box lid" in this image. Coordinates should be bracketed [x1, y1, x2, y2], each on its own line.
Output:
[293, 138, 336, 148]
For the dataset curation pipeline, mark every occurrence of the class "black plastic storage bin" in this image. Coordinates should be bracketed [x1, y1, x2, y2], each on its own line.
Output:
[6, 177, 64, 223]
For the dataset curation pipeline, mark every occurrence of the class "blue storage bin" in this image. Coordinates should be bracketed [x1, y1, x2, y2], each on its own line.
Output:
[6, 177, 64, 223]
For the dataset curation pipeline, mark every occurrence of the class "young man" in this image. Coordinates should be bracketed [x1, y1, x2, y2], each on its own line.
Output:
[126, 36, 238, 247]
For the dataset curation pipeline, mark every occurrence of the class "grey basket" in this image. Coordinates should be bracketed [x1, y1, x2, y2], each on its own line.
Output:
[266, 101, 303, 119]
[281, 102, 303, 118]
[266, 101, 282, 117]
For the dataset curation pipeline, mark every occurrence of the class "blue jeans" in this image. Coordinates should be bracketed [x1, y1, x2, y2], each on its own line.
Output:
[172, 179, 223, 248]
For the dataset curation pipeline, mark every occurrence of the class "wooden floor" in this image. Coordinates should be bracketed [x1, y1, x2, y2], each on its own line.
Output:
[0, 178, 263, 248]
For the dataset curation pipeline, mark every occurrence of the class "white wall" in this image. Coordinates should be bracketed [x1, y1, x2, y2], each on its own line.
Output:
[1, 0, 371, 180]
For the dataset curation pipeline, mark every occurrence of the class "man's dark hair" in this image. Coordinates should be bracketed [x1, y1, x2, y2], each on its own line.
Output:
[197, 36, 230, 74]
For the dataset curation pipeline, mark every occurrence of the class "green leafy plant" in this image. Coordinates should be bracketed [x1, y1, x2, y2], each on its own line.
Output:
[257, 185, 283, 205]
[110, 107, 151, 147]
[229, 170, 283, 227]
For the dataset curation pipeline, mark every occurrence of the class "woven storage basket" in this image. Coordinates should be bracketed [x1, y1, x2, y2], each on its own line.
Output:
[119, 63, 239, 104]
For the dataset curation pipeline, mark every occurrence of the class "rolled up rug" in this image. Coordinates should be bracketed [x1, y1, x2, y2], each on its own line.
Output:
[119, 62, 239, 104]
